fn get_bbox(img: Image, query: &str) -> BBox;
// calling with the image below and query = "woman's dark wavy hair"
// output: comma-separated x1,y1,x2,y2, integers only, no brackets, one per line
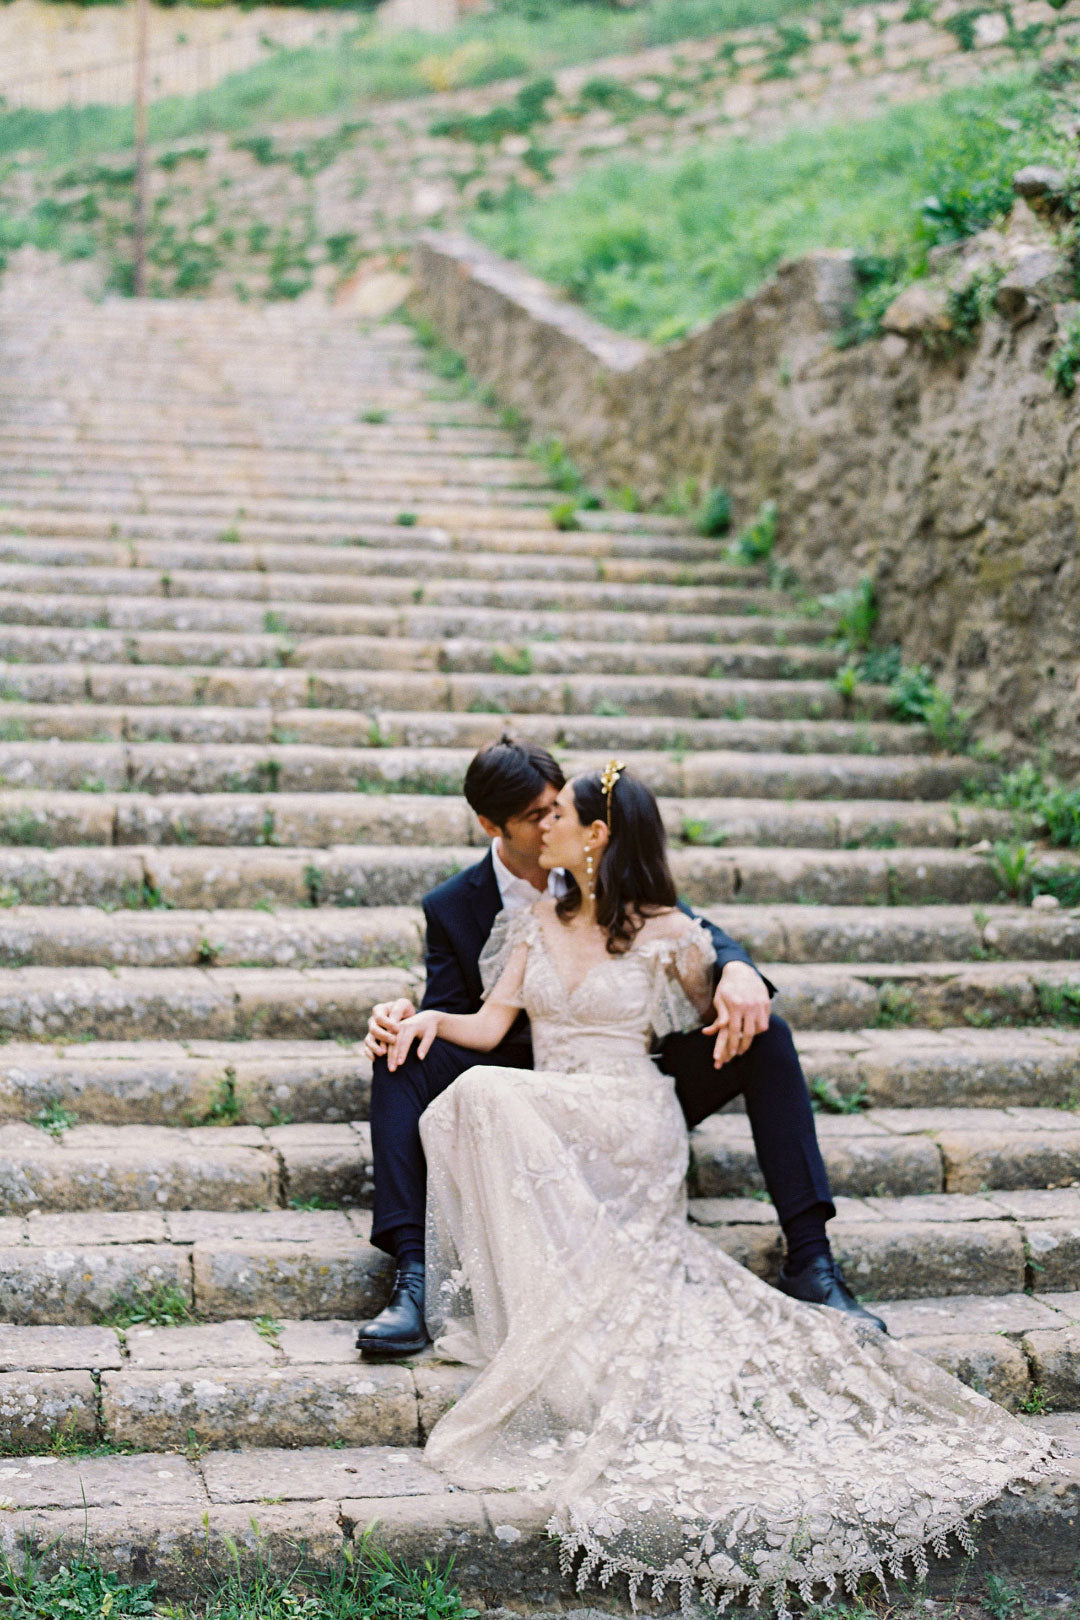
555,770,677,954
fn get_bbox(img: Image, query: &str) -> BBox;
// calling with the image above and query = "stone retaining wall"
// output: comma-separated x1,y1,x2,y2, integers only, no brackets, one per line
410,230,1080,775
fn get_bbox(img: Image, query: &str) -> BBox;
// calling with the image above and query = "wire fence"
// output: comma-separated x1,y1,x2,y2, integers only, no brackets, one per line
0,12,362,111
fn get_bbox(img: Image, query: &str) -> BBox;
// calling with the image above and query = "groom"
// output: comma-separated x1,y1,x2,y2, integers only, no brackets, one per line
358,736,885,1355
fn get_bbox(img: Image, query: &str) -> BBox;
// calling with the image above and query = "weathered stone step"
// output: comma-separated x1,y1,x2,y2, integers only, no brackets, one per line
0,703,917,752
0,965,417,1041
0,576,816,625
0,1191,1077,1332
2,1026,1079,1127
5,1104,1074,1218
0,955,1075,1043
690,1107,1080,1200
0,789,1018,851
0,455,555,490
0,485,559,521
0,513,714,564
0,1424,1071,1604
0,547,763,592
693,1186,1080,1298
0,741,989,799
775,959,1080,1032
799,1026,1080,1108
0,903,1075,972
0,1120,377,1215
0,579,793,637
0,636,842,690
0,1291,1076,1459
0,630,840,679
0,497,665,539
0,537,793,589
0,423,523,454
0,553,801,618
0,1040,372,1125
0,662,890,721
0,843,1026,909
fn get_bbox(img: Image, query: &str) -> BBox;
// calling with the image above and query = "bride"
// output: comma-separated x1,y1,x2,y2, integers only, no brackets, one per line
386,763,1059,1615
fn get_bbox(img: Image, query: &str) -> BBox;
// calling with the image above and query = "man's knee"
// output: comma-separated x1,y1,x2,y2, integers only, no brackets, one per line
756,1013,797,1059
739,1014,805,1094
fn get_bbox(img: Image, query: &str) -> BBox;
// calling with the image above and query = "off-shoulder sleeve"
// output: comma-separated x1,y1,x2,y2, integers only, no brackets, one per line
478,905,540,1010
645,918,717,1040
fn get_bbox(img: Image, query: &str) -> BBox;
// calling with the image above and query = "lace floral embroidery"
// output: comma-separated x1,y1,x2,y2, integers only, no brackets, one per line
420,902,1063,1614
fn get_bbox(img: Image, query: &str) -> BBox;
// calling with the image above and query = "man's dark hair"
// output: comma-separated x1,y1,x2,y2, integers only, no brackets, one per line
463,735,565,828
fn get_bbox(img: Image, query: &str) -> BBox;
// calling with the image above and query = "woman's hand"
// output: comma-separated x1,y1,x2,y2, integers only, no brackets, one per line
387,1009,442,1072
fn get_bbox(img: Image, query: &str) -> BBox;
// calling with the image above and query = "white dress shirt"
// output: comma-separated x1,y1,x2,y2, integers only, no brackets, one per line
491,839,566,912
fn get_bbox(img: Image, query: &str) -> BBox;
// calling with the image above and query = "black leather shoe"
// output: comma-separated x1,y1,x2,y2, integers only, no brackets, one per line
777,1256,888,1333
355,1259,429,1358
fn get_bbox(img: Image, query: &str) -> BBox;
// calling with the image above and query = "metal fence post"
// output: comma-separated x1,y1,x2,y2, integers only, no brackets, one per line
133,0,149,296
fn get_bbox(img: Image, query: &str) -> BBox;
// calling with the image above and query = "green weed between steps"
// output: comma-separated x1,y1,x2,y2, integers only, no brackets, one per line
988,839,1080,908
964,762,1080,849
98,1281,196,1330
829,612,976,752
469,66,1074,344
0,1539,479,1620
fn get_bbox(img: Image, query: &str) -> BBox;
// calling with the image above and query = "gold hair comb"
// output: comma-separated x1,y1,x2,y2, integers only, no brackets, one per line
600,759,626,826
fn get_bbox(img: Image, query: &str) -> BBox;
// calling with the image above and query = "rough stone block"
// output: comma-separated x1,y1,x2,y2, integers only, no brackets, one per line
0,1370,98,1449
102,1362,416,1450
1024,1324,1080,1408
0,1325,122,1372
0,1450,205,1510
879,1292,1062,1338
831,1219,1026,1299
414,1363,478,1440
277,1134,375,1209
339,1491,491,1588
1024,1219,1080,1292
202,1444,444,1504
192,1241,391,1321
939,1129,1080,1194
0,1244,191,1325
227,967,416,1040
124,1319,275,1371
904,1333,1030,1410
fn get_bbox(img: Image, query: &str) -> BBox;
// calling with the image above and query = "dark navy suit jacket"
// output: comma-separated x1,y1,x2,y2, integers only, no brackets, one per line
420,850,773,1060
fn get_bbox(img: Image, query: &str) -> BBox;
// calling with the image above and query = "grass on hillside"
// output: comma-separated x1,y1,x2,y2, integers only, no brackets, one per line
467,65,1078,343
0,0,874,170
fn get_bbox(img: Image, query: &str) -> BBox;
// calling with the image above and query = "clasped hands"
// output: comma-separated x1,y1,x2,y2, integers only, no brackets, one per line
363,960,769,1073
363,997,437,1072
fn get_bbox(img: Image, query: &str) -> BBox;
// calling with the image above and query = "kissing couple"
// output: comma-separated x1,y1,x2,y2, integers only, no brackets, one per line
358,737,1057,1613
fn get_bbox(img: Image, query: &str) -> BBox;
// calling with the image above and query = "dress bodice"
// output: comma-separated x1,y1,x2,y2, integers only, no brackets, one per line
478,903,715,1075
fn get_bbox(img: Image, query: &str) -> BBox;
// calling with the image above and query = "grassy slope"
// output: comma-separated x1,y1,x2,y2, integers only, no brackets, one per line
467,67,1076,343
0,0,841,168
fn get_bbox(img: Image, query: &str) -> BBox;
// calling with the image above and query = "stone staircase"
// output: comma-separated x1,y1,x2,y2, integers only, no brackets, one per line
0,292,1076,1604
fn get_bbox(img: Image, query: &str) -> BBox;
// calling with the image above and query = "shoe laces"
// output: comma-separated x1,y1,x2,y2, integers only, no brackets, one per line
392,1263,425,1303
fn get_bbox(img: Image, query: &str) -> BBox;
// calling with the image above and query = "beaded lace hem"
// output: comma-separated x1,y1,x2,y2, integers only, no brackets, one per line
548,1442,1065,1617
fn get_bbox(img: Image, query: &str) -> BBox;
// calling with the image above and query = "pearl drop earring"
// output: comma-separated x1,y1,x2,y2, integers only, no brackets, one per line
584,847,595,902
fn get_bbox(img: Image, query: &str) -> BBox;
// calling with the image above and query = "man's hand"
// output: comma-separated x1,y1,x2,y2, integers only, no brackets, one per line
363,997,417,1061
702,962,770,1068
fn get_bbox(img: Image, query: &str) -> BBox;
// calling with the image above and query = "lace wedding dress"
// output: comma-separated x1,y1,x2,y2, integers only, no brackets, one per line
418,901,1059,1615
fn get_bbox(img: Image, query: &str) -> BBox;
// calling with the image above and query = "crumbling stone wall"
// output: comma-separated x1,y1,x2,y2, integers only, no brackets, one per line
411,227,1080,774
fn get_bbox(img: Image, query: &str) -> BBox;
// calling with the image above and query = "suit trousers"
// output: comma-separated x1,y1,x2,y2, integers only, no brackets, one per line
368,1015,833,1257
